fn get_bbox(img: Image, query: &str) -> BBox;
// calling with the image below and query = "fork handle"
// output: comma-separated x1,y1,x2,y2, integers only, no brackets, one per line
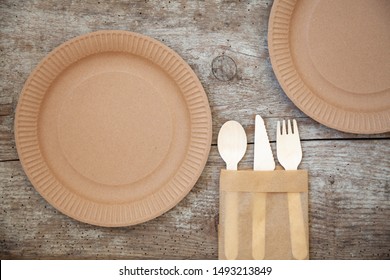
287,193,308,260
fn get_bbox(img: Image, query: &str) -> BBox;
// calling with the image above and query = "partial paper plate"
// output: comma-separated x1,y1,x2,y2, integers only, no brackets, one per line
268,0,390,134
15,30,212,227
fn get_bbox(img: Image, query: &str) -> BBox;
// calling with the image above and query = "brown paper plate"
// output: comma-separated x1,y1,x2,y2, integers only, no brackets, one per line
268,0,390,134
15,30,212,227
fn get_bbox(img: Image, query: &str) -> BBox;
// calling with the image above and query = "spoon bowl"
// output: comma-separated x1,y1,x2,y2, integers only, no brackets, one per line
218,120,247,170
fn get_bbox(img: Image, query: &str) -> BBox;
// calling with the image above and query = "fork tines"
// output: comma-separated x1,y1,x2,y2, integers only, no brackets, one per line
277,119,299,135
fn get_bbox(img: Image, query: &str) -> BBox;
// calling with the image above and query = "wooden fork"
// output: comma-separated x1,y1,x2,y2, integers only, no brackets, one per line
276,119,308,260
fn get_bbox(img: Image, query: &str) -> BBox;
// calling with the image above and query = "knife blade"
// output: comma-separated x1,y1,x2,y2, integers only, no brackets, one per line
252,115,275,259
254,115,275,171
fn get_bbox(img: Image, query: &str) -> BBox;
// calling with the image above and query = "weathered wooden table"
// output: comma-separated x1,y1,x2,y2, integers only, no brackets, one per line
1,0,389,259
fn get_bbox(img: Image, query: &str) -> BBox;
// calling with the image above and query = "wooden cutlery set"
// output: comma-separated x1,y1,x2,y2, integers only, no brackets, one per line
218,116,309,260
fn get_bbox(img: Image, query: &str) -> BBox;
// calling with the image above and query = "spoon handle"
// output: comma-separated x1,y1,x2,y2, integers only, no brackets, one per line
224,191,239,259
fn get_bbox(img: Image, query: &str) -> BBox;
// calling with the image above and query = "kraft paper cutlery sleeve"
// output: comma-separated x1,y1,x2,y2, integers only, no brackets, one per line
218,168,309,260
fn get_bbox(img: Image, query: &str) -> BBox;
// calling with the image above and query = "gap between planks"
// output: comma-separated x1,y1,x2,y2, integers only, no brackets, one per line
210,137,390,146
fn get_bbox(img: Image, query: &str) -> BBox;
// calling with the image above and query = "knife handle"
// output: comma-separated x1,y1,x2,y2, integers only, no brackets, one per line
224,191,239,259
252,193,266,259
287,192,308,260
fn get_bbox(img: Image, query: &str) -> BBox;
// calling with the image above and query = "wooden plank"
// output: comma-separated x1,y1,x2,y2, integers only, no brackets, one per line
1,140,389,259
0,160,219,260
1,0,389,162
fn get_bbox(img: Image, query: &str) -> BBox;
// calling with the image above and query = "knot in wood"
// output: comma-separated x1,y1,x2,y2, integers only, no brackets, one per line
212,55,237,81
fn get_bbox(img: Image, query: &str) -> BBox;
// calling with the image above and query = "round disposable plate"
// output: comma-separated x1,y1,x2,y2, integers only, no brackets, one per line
15,30,212,227
268,0,390,134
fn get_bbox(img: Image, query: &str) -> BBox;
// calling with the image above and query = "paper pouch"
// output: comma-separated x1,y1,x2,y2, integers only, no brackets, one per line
218,169,309,260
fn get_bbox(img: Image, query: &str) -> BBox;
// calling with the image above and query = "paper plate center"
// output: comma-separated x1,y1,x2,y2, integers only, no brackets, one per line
57,72,173,186
308,0,390,94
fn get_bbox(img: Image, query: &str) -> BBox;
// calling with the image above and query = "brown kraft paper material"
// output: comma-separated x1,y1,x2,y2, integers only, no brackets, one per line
218,169,309,260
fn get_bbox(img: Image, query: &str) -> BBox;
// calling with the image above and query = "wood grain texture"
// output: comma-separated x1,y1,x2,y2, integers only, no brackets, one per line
0,0,389,259
1,141,389,259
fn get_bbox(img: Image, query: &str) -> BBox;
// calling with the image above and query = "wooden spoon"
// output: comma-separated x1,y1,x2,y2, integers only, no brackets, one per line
217,120,247,259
